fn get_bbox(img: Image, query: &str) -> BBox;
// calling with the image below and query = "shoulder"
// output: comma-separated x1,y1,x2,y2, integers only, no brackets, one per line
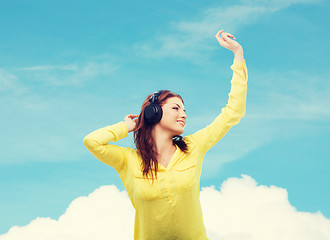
183,133,200,144
183,135,201,152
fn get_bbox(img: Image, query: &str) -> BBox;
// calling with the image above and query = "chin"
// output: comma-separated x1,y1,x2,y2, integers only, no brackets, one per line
176,128,185,135
170,129,183,136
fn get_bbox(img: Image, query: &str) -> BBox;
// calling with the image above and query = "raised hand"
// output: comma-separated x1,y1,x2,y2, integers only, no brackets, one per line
215,30,243,54
124,114,139,133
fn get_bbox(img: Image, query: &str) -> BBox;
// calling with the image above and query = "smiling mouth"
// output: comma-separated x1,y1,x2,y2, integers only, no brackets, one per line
177,121,185,127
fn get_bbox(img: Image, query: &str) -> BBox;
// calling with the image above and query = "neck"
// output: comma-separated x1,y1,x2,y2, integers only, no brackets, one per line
151,125,176,157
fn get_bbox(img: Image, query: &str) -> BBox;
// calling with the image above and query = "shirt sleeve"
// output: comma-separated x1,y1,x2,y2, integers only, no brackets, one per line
83,121,129,172
188,59,248,153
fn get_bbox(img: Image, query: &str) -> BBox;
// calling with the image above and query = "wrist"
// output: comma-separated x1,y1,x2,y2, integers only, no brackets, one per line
123,121,131,133
233,46,243,55
233,48,244,62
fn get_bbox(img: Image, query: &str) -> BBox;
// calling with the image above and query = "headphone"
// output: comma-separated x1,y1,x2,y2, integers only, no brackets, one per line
144,90,164,125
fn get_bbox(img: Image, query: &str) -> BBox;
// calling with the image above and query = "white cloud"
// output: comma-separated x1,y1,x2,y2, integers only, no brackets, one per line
0,185,135,240
201,175,330,240
133,0,320,61
1,175,329,240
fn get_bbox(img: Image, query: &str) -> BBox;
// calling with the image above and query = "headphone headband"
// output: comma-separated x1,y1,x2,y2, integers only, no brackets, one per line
149,90,164,103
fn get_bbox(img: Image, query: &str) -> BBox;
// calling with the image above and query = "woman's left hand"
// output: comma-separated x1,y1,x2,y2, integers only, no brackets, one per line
215,30,243,54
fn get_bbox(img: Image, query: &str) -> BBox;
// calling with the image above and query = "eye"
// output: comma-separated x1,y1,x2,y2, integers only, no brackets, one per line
173,107,179,110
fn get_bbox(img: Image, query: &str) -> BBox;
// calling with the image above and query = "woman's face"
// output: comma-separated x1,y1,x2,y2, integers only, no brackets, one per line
158,97,187,136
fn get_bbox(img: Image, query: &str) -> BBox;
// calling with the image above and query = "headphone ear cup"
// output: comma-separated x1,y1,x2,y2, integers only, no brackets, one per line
144,103,163,124
152,104,163,124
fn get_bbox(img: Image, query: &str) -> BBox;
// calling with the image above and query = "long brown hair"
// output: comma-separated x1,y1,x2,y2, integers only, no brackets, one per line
133,90,188,182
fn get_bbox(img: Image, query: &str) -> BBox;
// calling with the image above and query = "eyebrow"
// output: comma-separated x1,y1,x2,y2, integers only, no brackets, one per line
174,103,186,112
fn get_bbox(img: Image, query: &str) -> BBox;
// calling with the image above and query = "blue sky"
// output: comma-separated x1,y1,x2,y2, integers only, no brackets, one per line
1,0,330,238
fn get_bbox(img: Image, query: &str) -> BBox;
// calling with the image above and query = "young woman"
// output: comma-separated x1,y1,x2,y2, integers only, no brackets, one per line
83,30,248,240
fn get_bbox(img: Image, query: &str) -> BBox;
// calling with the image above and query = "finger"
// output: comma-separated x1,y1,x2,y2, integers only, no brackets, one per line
129,115,139,119
126,114,137,120
215,30,224,37
215,30,224,39
226,33,236,39
218,36,228,45
221,32,231,41
218,38,226,46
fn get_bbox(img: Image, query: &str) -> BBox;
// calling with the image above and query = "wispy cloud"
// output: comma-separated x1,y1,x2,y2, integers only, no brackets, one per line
133,0,320,61
21,65,78,71
1,175,329,239
0,69,29,94
0,69,46,110
240,0,321,9
0,54,119,111
247,69,330,120
16,54,119,87
187,69,330,177
0,54,122,164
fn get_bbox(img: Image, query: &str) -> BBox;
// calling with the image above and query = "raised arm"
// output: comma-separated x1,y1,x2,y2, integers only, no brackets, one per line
187,30,248,153
83,114,138,172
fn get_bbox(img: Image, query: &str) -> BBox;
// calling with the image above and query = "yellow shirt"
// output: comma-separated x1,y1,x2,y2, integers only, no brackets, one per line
83,60,248,240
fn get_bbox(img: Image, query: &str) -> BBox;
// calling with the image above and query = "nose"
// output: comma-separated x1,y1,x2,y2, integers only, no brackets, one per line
181,111,187,119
